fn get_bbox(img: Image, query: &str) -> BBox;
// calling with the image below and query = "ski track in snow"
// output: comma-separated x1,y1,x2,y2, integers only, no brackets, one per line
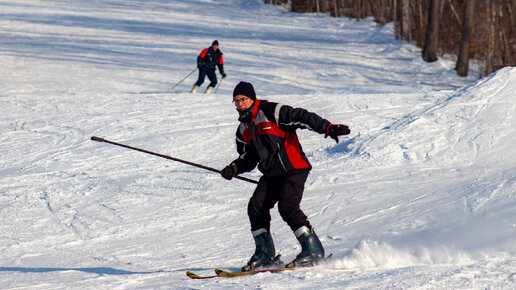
1,0,516,289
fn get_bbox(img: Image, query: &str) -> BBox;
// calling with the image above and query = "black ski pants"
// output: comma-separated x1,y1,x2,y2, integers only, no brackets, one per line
194,68,217,87
248,169,311,233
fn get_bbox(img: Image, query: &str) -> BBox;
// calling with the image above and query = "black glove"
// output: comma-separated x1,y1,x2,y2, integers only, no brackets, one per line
221,163,237,180
222,73,227,78
325,124,350,143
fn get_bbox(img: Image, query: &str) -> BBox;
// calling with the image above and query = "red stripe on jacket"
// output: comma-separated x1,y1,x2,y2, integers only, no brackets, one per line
285,131,309,169
199,48,208,58
242,128,252,144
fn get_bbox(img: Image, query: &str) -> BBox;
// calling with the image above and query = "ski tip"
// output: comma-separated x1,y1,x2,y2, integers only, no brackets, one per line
186,270,217,279
185,271,196,278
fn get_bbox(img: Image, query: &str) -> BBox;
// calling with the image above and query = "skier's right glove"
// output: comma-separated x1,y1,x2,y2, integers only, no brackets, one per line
221,163,237,180
325,124,350,144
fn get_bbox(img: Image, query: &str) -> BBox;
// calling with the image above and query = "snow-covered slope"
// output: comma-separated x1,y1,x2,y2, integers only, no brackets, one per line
1,0,515,288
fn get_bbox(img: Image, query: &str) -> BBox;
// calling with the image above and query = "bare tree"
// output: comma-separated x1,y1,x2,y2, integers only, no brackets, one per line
485,0,496,75
456,0,476,76
332,0,338,17
268,0,515,72
319,0,331,14
401,0,411,41
423,0,441,62
394,0,400,39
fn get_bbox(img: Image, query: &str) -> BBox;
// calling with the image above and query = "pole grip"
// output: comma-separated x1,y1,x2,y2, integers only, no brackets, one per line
91,136,105,142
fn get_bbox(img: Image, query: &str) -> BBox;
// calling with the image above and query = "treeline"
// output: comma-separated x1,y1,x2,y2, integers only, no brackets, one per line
265,0,516,77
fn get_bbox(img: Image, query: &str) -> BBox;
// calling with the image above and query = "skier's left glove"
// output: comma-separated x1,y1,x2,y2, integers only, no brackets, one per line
222,73,227,78
325,124,350,143
221,163,237,180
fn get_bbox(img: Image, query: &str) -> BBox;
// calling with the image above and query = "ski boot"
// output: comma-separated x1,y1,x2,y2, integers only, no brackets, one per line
242,228,276,271
191,85,199,93
205,85,214,94
286,226,325,267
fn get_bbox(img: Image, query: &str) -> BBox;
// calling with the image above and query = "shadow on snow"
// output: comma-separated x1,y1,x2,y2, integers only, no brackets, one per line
0,266,166,275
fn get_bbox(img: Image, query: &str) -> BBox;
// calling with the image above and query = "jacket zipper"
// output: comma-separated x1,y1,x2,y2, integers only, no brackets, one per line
276,143,287,171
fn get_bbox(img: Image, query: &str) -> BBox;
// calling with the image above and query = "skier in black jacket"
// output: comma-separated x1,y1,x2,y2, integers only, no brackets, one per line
191,40,226,94
221,81,351,271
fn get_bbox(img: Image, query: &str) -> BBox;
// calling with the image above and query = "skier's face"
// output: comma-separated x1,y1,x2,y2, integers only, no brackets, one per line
233,94,253,111
212,44,218,51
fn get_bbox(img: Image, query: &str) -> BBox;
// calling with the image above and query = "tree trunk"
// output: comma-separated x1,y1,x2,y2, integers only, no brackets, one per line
402,0,411,41
485,0,496,75
422,0,440,62
320,0,329,13
394,0,400,39
332,0,338,17
455,0,476,76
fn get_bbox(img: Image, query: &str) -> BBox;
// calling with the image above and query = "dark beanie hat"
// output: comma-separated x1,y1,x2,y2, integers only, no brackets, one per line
212,40,219,46
233,81,256,100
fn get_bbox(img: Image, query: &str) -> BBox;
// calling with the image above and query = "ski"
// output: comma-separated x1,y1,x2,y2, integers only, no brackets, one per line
186,254,332,279
185,266,295,279
214,266,296,278
185,270,218,279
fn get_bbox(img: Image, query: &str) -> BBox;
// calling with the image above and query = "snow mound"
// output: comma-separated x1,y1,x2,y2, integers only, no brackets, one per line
352,67,516,170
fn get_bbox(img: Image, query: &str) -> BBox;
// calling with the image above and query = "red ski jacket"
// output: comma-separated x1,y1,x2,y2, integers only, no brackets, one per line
232,99,331,177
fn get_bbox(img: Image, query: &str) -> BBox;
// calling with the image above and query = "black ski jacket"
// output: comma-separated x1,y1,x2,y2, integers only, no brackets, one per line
231,99,332,178
197,47,224,73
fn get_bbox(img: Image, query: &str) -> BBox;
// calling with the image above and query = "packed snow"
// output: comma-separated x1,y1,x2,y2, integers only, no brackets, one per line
1,0,515,288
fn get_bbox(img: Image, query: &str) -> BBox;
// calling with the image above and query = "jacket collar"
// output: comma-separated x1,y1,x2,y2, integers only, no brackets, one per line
238,99,260,124
250,99,260,123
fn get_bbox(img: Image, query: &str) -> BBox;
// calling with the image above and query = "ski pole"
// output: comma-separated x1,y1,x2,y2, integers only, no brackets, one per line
214,77,223,94
171,67,197,90
91,136,259,184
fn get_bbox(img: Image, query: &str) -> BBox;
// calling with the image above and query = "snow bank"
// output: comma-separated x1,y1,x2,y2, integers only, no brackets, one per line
350,66,516,171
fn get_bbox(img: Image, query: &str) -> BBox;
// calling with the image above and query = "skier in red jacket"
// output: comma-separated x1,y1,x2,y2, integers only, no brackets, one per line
221,81,350,271
191,40,226,94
